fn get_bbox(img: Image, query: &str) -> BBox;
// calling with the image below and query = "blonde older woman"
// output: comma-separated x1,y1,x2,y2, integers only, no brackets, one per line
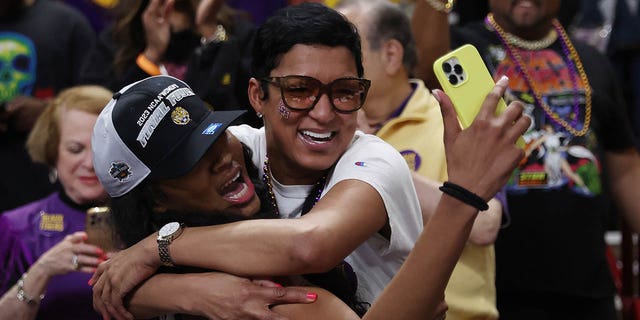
0,85,112,320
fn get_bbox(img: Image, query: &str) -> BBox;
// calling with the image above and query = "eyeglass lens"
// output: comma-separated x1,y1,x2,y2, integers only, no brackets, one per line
276,76,368,112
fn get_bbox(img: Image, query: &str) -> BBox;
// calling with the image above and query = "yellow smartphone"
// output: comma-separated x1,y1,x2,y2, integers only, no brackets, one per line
433,44,524,147
86,206,121,252
433,44,508,127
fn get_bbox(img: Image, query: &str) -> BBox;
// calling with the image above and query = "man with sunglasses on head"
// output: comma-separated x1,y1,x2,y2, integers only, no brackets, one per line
91,2,427,318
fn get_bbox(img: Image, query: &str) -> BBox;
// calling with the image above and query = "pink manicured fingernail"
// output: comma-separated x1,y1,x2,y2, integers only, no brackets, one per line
82,234,88,241
306,293,317,301
274,283,282,287
95,248,104,256
88,278,93,286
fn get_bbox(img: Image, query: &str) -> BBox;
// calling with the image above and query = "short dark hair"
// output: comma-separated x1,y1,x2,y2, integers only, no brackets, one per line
366,1,417,74
251,2,364,99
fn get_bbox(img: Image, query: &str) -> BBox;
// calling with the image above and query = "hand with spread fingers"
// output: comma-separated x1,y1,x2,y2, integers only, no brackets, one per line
436,76,528,200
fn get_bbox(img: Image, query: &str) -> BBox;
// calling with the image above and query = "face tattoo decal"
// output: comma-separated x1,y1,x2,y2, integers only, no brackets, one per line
278,99,290,119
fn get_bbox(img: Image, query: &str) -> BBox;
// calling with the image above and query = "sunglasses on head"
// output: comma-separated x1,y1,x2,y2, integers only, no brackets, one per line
262,75,371,113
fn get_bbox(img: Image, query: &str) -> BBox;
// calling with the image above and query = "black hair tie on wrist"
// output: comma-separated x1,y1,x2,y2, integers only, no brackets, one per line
439,181,489,211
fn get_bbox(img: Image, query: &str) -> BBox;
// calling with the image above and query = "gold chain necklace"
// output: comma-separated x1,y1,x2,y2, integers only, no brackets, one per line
486,13,592,137
262,155,327,216
502,27,558,50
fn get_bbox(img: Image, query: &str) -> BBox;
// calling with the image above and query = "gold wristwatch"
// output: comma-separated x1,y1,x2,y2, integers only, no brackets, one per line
157,222,184,267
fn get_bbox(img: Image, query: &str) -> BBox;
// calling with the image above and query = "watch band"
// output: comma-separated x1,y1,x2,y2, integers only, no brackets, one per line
158,238,175,267
157,222,184,267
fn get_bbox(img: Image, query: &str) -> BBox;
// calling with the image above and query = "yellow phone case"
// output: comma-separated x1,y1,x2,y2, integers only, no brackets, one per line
433,44,524,147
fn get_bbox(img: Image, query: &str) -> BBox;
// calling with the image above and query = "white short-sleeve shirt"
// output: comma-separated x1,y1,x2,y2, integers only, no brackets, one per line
228,125,423,304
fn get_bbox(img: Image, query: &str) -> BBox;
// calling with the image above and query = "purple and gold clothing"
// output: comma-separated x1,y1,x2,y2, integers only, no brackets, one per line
0,192,100,320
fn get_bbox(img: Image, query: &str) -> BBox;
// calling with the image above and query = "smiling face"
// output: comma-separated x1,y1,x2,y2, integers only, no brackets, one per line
155,131,260,218
56,108,107,205
489,0,560,39
250,44,360,184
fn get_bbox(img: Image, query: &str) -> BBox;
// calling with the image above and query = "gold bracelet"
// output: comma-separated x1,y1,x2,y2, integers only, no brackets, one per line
424,0,455,13
16,273,45,305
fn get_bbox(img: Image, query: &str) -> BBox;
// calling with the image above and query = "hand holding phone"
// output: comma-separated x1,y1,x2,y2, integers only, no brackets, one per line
433,44,525,147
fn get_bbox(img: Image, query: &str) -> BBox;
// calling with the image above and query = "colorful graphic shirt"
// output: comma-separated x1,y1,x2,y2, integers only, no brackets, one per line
453,21,634,297
493,47,600,195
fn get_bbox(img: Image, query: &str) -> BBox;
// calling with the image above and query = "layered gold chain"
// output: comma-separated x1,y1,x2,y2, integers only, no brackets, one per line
487,13,592,137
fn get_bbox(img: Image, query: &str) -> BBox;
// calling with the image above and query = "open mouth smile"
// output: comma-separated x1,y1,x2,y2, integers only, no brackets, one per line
299,130,336,144
221,166,255,205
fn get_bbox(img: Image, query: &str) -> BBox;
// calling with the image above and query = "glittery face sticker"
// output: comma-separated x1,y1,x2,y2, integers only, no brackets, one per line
278,99,290,119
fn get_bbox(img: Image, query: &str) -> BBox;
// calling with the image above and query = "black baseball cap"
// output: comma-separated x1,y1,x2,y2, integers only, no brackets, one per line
93,75,246,197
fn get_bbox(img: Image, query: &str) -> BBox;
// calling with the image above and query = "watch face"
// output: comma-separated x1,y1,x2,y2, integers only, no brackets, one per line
159,222,180,238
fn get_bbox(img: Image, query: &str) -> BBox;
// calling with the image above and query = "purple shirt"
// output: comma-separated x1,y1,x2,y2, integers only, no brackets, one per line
0,192,100,319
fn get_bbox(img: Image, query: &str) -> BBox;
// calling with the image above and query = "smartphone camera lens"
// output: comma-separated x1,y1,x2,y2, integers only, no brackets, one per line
453,64,463,75
442,62,452,73
448,74,458,85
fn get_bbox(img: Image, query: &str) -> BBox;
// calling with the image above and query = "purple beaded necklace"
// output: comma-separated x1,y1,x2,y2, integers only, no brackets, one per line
485,13,592,137
262,154,327,216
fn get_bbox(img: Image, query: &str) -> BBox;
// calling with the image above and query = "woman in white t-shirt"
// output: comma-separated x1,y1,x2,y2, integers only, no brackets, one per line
90,3,528,319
